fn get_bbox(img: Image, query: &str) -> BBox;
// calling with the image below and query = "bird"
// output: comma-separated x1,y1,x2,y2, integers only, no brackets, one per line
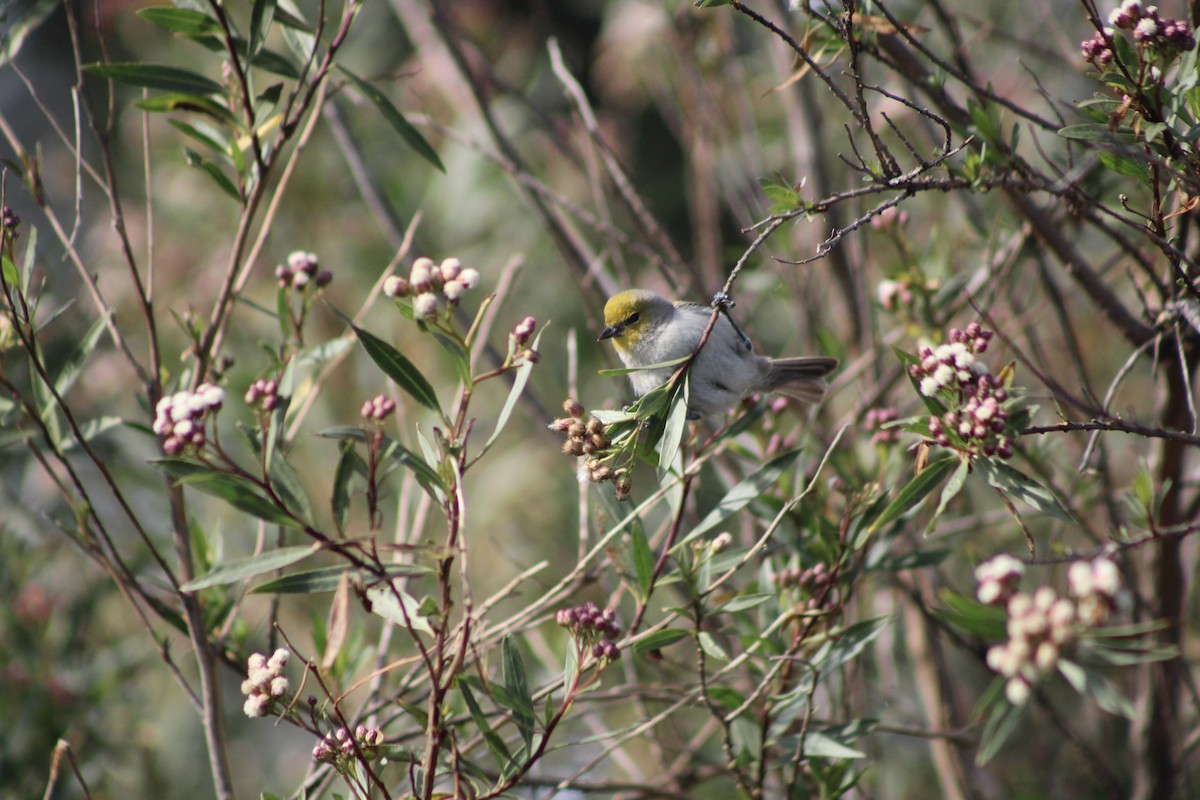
598,289,837,419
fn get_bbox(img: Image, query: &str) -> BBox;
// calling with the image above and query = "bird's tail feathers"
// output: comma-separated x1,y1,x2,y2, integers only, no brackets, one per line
766,357,839,405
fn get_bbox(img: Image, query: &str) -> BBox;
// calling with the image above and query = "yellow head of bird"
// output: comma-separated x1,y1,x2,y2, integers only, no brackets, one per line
598,290,655,350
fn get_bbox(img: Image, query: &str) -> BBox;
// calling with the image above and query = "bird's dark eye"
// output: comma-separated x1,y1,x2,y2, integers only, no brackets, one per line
626,312,641,326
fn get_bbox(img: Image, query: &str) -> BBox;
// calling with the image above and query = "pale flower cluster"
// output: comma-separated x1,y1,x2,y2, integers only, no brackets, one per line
987,587,1076,705
312,724,385,764
981,557,1124,705
975,554,1025,606
153,383,225,455
241,648,290,718
383,256,481,319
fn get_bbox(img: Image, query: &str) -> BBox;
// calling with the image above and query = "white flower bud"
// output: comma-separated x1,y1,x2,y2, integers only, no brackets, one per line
414,292,439,319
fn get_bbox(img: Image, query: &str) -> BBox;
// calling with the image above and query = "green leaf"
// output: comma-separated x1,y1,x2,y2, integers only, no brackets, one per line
181,544,320,591
482,328,543,454
458,679,514,771
719,593,774,613
684,448,805,545
365,584,433,634
632,628,690,653
698,631,728,661
803,731,866,759
331,441,357,535
976,691,1026,765
658,378,689,477
346,321,441,413
932,591,1007,639
976,459,1073,521
0,0,58,66
167,118,227,154
153,458,301,528
54,311,110,397
1097,150,1151,181
316,426,444,499
630,523,654,598
1057,123,1119,142
868,456,959,534
1057,660,1135,718
137,7,222,36
135,93,238,126
250,0,279,56
184,147,242,202
84,62,224,96
501,637,536,749
811,616,891,675
926,457,970,535
253,563,429,594
338,67,445,173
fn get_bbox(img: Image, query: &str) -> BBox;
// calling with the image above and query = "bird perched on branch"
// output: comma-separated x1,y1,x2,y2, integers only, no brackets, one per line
599,289,837,419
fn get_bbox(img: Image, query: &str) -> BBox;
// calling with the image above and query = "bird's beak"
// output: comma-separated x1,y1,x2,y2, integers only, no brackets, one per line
598,324,622,342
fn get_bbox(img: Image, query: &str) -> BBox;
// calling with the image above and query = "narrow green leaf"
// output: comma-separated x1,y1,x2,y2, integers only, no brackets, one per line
184,148,242,202
338,66,445,173
1097,150,1151,181
253,563,429,594
135,93,238,126
137,7,222,36
977,459,1074,521
84,62,224,96
811,616,892,675
167,118,227,154
61,416,123,451
658,378,689,477
182,544,319,591
630,523,654,598
458,679,514,770
632,628,690,653
684,447,805,545
54,311,111,397
366,584,433,634
483,328,543,453
250,0,278,56
698,631,729,661
1058,660,1135,718
153,458,301,527
719,593,774,613
316,426,444,499
976,692,1026,765
869,456,959,534
331,441,356,535
502,637,536,749
803,731,866,759
925,457,970,535
347,321,441,413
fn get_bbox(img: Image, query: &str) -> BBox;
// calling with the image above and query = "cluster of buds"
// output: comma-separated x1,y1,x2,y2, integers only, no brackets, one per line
241,648,290,718
1114,1,1195,49
980,556,1125,704
2,206,19,241
774,562,834,610
870,206,909,230
1069,557,1124,625
154,383,224,455
383,256,481,319
864,406,900,445
312,724,385,765
1083,2,1195,64
551,398,631,499
243,378,280,412
987,587,1077,705
912,324,1015,459
557,602,621,663
360,393,396,422
877,279,915,311
276,250,333,292
975,554,1025,606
